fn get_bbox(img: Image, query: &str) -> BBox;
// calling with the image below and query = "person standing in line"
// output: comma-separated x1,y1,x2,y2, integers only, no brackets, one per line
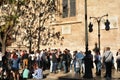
116,49,120,72
75,58,80,74
94,51,102,76
79,51,85,74
11,52,20,80
103,47,113,79
22,50,29,68
41,49,47,71
52,49,58,73
62,50,68,73
72,51,78,73
29,51,35,67
83,50,93,78
35,50,41,68
57,49,62,72
49,50,53,73
2,51,12,79
75,51,85,74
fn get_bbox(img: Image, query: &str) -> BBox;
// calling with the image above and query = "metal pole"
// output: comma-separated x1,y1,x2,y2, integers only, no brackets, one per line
98,20,100,50
85,0,88,52
83,0,93,78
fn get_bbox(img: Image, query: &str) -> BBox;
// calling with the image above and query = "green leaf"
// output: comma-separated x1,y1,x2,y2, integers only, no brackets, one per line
9,0,16,4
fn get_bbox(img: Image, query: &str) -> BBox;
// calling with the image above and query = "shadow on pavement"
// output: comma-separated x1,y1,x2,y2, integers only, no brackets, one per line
43,73,49,79
58,73,84,80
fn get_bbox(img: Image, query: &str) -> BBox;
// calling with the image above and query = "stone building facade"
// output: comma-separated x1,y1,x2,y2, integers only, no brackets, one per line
7,0,120,53
47,0,120,53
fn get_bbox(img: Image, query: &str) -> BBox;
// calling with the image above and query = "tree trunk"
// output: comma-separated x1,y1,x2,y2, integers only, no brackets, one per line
37,27,40,50
1,41,6,54
29,39,32,53
29,30,32,53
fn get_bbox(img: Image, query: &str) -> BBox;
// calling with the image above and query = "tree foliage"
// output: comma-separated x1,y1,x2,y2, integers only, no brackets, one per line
18,0,63,51
0,0,25,53
0,0,64,53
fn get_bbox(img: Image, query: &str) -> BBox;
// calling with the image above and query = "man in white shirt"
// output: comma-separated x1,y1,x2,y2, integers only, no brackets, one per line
103,47,113,79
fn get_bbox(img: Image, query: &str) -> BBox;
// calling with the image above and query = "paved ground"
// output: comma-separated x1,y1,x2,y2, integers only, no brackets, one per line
28,68,120,80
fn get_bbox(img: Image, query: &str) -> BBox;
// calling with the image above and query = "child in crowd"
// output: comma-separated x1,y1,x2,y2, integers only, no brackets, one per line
22,66,30,80
32,63,43,80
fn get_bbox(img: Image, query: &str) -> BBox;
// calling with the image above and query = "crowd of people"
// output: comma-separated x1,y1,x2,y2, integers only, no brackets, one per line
0,47,120,80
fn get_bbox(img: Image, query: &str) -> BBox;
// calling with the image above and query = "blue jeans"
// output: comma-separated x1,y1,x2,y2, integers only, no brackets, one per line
53,62,57,73
73,61,76,72
97,62,102,72
58,62,62,70
76,68,80,73
75,59,82,73
62,61,67,73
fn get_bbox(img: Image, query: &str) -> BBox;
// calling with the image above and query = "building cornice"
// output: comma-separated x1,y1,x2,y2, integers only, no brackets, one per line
51,21,82,26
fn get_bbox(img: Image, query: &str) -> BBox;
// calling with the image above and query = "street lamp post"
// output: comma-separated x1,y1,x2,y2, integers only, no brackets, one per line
85,0,88,52
89,14,108,51
83,0,93,79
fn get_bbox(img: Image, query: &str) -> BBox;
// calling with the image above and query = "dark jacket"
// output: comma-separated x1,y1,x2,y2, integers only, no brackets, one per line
52,53,57,63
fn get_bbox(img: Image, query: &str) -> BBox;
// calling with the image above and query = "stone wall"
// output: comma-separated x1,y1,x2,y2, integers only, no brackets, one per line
7,0,120,53
44,0,120,53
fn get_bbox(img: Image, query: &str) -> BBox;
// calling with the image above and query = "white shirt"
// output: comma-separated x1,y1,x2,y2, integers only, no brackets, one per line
117,54,120,60
29,54,35,60
103,51,113,62
0,53,3,61
35,53,40,61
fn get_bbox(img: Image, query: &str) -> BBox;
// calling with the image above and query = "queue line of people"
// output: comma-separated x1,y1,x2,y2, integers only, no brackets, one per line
0,47,120,80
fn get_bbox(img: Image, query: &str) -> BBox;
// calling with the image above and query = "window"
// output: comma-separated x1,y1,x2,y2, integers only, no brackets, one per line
62,0,68,18
62,0,76,18
70,0,76,17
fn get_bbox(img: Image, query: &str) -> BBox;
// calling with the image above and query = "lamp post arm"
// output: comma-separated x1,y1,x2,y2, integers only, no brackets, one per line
89,14,108,51
90,14,108,22
99,14,108,20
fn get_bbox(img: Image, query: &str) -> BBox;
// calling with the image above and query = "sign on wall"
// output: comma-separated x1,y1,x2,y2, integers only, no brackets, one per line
62,25,71,34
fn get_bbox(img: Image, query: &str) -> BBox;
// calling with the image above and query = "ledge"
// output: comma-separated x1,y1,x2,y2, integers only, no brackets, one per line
51,21,82,26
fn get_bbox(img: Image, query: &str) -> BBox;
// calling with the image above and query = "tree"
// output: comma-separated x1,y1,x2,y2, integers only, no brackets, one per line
0,0,25,53
0,0,63,53
18,0,63,52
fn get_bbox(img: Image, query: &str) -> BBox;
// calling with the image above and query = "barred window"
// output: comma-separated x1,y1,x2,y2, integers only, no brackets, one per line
62,0,68,18
62,0,76,18
70,0,76,17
